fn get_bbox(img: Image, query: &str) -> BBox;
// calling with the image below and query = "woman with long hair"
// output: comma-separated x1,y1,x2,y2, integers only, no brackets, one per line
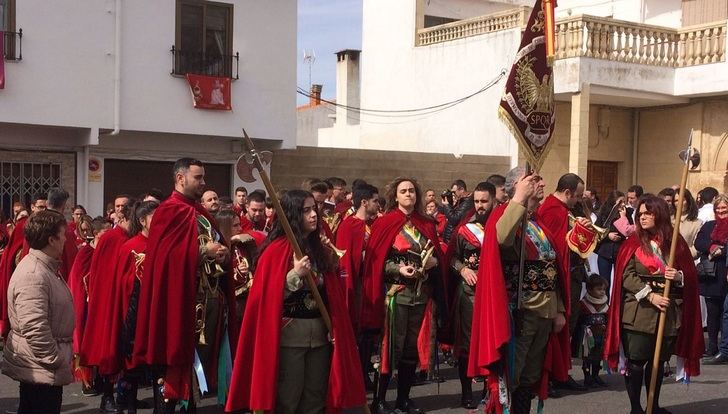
363,177,445,414
695,193,728,362
604,195,703,414
595,190,628,290
673,188,702,258
225,189,365,413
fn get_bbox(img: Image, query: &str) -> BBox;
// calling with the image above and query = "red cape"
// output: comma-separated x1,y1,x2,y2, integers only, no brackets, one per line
335,200,353,216
443,208,477,348
132,192,237,393
225,237,366,413
0,217,27,338
334,215,367,332
467,202,570,401
604,235,703,376
21,221,77,282
69,244,94,355
79,225,129,374
361,209,447,331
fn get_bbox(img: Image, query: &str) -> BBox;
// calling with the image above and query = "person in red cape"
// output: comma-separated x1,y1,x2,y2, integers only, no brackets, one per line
446,181,496,409
132,158,233,413
362,177,447,414
604,195,703,414
68,215,111,395
0,215,27,338
538,173,592,393
225,189,365,413
239,189,267,233
109,200,159,413
335,183,380,390
80,197,134,413
20,188,78,282
468,167,569,414
232,186,248,219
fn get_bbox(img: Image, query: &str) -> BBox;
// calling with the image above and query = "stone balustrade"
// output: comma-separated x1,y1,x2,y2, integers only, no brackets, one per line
555,15,726,67
417,7,726,68
417,6,530,46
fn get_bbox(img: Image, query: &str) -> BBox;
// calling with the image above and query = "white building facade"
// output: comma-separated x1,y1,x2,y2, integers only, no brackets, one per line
300,0,728,196
1,0,296,217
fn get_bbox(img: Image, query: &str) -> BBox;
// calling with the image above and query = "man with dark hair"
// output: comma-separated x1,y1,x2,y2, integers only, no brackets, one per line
698,186,719,222
242,189,267,233
233,186,248,218
310,181,330,212
143,188,165,203
133,158,233,413
335,183,380,390
47,187,70,212
448,181,495,408
486,174,508,205
658,187,676,215
31,194,47,213
626,185,643,210
326,177,347,204
540,173,591,393
583,186,600,211
443,180,474,243
42,188,77,282
201,190,220,214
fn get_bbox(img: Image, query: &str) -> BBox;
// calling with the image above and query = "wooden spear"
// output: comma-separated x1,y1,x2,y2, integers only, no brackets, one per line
646,129,699,414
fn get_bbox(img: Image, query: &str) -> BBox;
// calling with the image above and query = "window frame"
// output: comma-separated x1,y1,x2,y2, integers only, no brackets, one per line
174,0,234,76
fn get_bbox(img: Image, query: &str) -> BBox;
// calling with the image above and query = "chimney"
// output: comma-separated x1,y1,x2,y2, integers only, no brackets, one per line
309,84,322,106
335,49,361,126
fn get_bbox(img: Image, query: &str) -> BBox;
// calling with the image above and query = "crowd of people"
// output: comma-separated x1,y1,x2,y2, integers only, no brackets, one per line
0,157,724,414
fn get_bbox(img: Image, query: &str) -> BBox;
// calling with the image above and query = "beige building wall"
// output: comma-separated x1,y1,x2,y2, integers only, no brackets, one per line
271,146,511,196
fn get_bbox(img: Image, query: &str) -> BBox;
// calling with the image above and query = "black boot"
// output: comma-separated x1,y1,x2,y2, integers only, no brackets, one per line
372,373,394,414
395,363,424,414
592,361,606,387
510,387,533,414
100,379,122,413
625,361,645,414
458,357,477,409
645,362,673,414
126,381,138,414
583,365,594,388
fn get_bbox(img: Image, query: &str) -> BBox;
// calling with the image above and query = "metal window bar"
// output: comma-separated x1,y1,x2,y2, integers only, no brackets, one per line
170,46,239,79
2,28,22,60
0,160,61,219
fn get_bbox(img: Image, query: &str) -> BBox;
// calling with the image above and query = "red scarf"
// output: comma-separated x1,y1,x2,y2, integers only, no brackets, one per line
80,225,129,374
710,216,728,244
225,237,365,413
604,235,704,376
334,215,368,333
0,217,27,338
467,202,571,405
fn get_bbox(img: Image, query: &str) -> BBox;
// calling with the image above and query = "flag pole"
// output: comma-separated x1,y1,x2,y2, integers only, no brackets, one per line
645,129,695,414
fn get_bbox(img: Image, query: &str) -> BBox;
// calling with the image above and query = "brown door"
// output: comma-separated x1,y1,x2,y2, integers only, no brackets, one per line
104,159,231,210
587,161,618,202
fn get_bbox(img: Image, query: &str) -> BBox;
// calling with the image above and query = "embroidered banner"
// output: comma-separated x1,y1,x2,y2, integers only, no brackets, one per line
185,74,232,110
498,1,557,170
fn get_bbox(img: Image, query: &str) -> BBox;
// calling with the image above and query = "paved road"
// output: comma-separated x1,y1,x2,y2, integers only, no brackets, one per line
1,357,726,413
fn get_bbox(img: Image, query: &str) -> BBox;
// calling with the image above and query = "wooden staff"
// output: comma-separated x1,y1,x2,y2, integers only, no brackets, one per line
241,130,372,414
646,130,697,414
240,129,332,332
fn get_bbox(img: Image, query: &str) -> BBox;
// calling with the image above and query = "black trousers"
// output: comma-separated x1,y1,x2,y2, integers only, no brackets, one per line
705,296,724,354
18,382,62,414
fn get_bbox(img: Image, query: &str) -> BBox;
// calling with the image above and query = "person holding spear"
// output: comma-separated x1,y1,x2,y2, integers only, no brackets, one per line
604,194,703,414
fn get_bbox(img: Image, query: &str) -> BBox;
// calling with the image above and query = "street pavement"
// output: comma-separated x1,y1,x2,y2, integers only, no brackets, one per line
1,355,726,413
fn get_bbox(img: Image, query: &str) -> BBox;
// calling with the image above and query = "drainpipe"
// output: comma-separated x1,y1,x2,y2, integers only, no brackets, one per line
109,0,121,135
632,109,640,184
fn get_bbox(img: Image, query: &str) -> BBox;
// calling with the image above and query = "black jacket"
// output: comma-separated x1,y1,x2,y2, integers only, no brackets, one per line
695,220,728,298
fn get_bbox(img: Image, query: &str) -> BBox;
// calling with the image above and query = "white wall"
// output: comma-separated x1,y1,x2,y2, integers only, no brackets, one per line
0,0,296,147
424,0,525,20
297,105,335,146
352,0,519,158
555,0,682,27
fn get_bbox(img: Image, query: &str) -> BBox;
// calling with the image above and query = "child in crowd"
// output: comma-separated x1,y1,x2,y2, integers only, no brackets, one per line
575,274,610,387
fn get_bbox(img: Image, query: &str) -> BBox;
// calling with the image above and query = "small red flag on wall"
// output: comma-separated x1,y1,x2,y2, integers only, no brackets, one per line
185,74,231,110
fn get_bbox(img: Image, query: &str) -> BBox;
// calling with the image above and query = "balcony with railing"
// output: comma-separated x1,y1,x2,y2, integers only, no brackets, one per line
170,46,239,79
2,29,22,61
417,7,530,46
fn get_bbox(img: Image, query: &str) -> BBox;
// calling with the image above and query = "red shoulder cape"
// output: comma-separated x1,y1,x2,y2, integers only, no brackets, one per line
361,209,446,331
69,244,94,354
468,202,571,400
79,225,129,374
604,235,703,376
0,217,27,337
224,237,365,413
133,192,220,369
334,215,367,332
335,200,353,216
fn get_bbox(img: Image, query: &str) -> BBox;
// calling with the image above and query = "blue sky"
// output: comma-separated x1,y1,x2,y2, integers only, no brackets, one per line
297,0,363,105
